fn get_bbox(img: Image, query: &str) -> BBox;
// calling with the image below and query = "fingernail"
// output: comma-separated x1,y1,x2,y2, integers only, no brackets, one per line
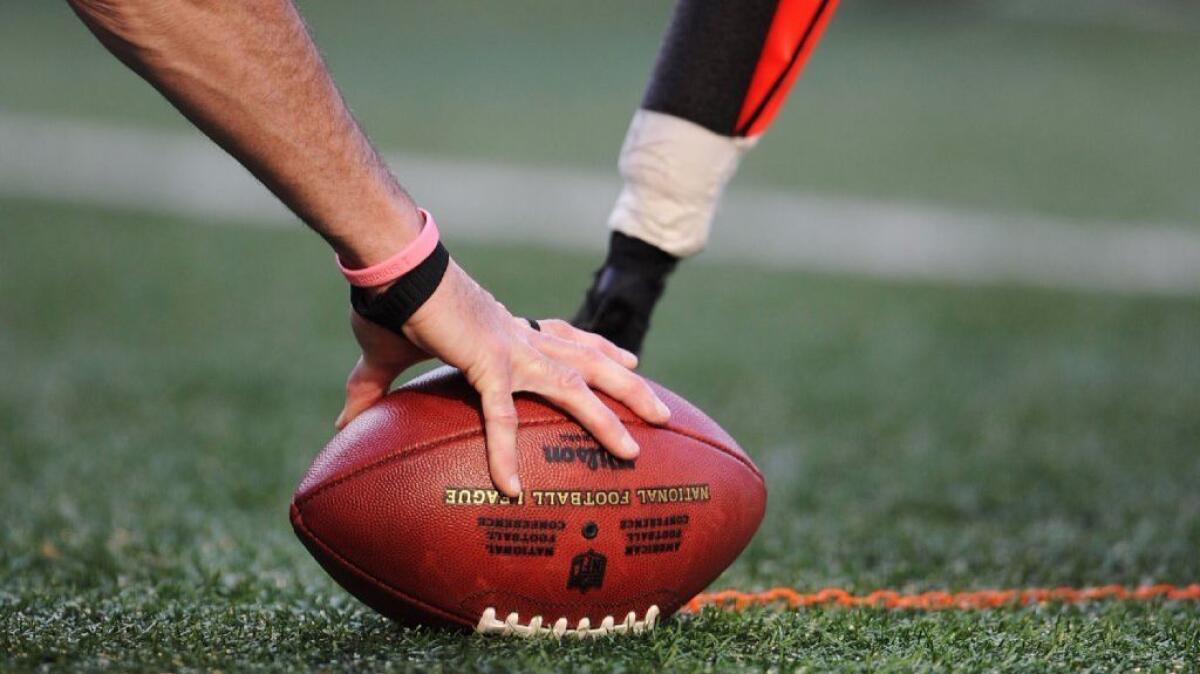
334,411,347,429
622,434,640,457
508,475,522,495
622,349,639,365
655,399,671,419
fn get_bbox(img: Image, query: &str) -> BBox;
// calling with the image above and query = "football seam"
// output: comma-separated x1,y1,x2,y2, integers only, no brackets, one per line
291,504,475,628
296,416,762,508
639,419,764,484
294,420,562,507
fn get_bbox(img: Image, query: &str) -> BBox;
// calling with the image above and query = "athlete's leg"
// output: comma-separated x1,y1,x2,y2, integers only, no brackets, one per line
574,0,840,355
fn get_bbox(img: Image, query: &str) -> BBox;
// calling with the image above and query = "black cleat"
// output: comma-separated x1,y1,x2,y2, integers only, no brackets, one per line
572,232,678,356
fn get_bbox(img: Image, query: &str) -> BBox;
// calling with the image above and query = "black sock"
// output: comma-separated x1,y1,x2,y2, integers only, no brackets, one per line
571,232,680,355
603,231,679,276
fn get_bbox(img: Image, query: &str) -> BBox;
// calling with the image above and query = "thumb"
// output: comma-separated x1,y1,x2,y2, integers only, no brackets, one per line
335,356,400,430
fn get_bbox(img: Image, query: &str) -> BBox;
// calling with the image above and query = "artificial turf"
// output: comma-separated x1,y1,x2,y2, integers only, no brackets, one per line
2,198,1198,672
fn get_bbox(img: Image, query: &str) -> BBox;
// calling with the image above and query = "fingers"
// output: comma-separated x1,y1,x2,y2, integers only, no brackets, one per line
531,332,670,426
476,336,657,498
479,383,522,498
516,358,641,461
535,318,639,370
395,264,658,497
336,356,398,430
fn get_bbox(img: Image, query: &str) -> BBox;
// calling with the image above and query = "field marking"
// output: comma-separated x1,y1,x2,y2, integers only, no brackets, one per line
3,112,1200,296
984,0,1200,34
684,583,1200,613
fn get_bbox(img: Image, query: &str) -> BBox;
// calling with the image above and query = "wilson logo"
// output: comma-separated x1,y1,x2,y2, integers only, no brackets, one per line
543,444,636,471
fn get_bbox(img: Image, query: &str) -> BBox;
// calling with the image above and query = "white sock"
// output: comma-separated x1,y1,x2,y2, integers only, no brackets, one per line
607,109,757,258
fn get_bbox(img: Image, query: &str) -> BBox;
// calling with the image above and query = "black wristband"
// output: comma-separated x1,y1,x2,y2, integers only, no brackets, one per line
350,242,450,334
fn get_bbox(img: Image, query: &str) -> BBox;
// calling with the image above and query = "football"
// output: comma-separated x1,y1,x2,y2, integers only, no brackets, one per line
291,366,766,637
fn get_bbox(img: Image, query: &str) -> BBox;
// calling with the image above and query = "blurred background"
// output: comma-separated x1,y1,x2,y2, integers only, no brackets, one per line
3,0,1200,285
1,1,1199,669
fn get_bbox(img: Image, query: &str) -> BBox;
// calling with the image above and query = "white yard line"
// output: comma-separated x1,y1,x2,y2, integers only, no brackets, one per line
3,112,1200,295
984,0,1200,34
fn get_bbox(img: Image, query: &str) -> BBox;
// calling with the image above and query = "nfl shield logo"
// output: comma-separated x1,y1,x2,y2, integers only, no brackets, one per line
567,549,607,593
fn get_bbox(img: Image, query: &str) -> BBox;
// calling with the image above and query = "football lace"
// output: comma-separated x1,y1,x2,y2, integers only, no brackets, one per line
475,605,660,638
473,583,1200,638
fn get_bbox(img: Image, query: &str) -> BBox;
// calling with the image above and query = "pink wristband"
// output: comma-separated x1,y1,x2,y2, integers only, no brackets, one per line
336,208,441,287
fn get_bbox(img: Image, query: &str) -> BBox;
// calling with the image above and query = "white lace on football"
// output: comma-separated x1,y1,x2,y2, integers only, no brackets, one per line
475,605,660,638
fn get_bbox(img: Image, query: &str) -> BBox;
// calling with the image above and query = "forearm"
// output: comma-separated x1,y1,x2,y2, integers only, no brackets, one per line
68,0,419,267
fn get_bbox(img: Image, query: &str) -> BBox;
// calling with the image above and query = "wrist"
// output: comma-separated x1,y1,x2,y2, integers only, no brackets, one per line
349,242,450,334
337,208,440,288
341,208,451,335
334,203,425,270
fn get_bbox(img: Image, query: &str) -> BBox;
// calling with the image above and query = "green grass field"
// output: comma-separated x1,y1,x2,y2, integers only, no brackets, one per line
2,198,1199,671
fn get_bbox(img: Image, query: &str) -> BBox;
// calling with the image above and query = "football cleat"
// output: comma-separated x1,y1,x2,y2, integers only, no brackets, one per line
572,232,677,356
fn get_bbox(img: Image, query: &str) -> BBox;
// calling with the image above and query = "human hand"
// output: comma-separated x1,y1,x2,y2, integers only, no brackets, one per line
336,261,671,497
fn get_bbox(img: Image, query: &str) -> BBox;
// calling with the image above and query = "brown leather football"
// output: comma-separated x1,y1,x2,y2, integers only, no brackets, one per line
291,366,765,637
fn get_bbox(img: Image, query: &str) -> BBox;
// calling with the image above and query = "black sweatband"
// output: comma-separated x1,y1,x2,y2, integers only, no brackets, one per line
350,242,450,334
